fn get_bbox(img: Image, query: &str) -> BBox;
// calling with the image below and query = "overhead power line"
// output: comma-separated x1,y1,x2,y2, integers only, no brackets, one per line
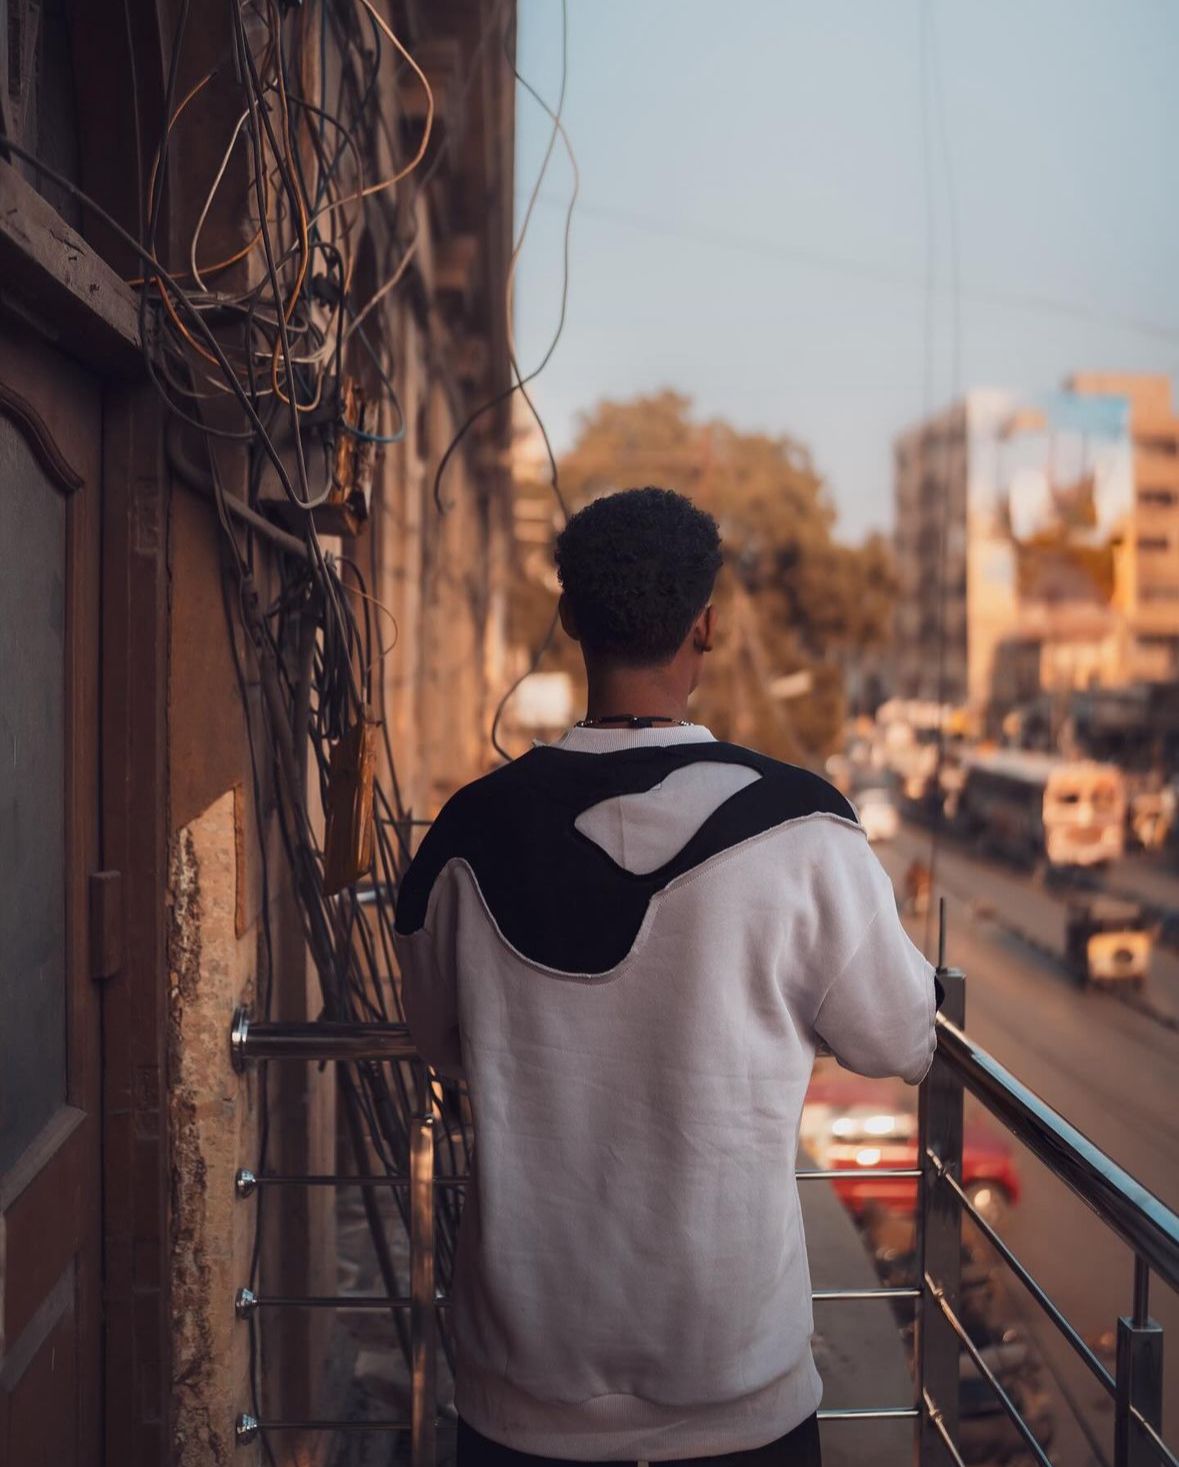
534,194,1179,346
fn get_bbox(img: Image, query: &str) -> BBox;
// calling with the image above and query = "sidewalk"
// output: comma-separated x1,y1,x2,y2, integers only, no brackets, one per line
804,1158,917,1467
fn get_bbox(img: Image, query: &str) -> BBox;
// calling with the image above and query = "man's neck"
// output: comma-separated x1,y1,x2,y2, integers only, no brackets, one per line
583,665,690,724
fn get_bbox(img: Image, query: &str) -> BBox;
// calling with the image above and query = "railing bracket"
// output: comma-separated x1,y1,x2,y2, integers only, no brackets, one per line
1115,1305,1164,1467
230,1006,251,1074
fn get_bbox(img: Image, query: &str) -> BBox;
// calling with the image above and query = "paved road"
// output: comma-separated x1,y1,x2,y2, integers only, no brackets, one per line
1092,848,1179,930
893,825,1179,1024
873,825,1179,1464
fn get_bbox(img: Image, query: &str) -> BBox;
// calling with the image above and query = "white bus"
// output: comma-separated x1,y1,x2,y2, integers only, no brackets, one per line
959,751,1125,869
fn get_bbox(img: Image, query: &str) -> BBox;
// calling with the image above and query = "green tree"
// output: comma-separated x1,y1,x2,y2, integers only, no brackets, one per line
512,391,896,763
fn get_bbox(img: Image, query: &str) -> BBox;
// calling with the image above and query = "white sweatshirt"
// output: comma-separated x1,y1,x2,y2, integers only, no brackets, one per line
396,724,936,1461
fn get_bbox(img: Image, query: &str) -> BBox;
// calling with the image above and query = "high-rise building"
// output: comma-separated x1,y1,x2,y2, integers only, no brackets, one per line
893,389,1016,709
1069,373,1179,675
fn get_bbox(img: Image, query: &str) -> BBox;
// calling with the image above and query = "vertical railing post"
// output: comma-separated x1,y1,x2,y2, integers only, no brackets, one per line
410,1115,437,1467
916,902,965,1465
1114,1257,1164,1467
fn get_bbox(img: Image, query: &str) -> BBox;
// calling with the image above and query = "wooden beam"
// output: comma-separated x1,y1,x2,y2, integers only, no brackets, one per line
0,159,142,375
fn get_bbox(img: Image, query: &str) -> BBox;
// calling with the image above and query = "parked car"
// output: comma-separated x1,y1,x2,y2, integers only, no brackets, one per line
855,785,899,843
802,1077,1020,1227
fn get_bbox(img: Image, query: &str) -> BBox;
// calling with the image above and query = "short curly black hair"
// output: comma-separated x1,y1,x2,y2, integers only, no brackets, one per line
554,487,722,666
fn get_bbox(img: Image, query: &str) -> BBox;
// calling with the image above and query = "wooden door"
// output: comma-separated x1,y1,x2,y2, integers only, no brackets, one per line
0,321,102,1466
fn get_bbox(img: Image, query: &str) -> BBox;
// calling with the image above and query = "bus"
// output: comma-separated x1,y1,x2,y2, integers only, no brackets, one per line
958,750,1125,869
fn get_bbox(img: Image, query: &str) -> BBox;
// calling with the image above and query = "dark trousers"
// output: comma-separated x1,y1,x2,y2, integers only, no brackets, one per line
456,1413,822,1467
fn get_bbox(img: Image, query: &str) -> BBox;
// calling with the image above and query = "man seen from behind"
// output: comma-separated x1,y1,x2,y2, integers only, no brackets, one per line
396,487,938,1467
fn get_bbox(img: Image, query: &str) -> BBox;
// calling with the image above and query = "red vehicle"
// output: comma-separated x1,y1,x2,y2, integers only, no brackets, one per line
802,1075,1021,1227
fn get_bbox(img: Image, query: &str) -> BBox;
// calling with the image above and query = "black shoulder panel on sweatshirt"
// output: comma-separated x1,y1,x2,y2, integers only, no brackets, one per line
394,742,857,974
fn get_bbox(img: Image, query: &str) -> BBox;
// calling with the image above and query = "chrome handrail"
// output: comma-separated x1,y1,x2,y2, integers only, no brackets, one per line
934,1013,1179,1286
227,978,1179,1466
927,1272,1054,1467
922,955,1177,1467
924,1148,1116,1397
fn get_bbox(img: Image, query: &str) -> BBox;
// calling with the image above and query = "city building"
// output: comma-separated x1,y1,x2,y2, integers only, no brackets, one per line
0,4,516,1464
1070,372,1179,676
893,389,1014,709
893,374,1179,723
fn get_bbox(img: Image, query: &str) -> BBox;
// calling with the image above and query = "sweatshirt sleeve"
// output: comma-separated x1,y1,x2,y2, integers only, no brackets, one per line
809,831,937,1085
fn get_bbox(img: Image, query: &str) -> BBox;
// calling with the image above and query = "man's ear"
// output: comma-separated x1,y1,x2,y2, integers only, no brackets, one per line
692,604,715,653
558,593,581,643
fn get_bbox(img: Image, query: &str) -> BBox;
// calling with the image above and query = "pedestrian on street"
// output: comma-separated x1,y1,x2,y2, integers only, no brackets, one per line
397,487,938,1467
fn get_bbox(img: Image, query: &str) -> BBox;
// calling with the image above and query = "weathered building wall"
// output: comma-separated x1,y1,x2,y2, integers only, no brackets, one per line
0,4,515,1457
156,1,518,1457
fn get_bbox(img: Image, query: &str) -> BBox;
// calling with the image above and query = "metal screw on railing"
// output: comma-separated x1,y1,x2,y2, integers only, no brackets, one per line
236,1414,259,1445
235,1168,257,1199
235,1287,258,1319
917,899,966,1466
1115,1257,1165,1467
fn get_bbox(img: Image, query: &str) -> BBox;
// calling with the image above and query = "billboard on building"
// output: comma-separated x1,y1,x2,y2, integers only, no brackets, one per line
995,390,1132,611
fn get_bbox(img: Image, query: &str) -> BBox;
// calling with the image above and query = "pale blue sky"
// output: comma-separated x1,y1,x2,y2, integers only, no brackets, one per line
512,0,1179,539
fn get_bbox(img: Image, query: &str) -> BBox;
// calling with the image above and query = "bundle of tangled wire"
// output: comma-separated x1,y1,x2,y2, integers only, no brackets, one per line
135,0,442,507
6,0,575,1424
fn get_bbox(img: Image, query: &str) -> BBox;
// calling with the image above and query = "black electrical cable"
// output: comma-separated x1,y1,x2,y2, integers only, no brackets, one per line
230,1,319,508
431,0,576,516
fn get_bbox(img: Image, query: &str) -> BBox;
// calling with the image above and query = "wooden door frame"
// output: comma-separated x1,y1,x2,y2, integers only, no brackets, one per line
99,375,172,1467
0,152,172,1464
0,314,103,1463
2,0,186,1454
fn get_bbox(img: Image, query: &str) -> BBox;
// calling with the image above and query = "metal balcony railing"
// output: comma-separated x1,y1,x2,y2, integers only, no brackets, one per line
227,943,1179,1467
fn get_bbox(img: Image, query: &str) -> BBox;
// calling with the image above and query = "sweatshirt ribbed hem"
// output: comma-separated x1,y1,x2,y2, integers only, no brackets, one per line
453,1353,824,1462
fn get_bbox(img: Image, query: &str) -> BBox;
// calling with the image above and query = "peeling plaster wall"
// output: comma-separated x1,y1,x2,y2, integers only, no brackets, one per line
157,9,516,1459
375,330,516,819
168,789,259,1466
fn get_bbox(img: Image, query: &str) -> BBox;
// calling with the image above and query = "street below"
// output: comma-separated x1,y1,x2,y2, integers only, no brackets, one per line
871,823,1179,1463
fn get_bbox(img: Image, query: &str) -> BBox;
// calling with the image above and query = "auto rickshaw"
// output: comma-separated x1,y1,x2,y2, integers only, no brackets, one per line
1064,897,1153,990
